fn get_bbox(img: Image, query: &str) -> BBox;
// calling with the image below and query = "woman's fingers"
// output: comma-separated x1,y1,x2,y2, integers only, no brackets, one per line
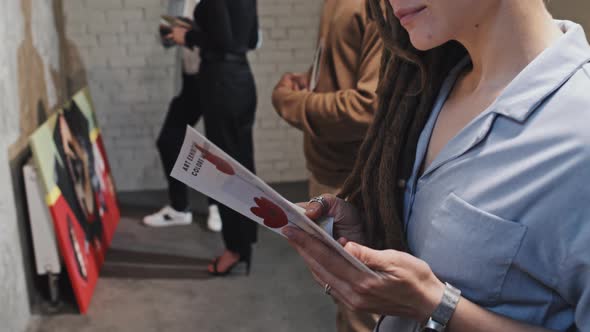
337,237,349,246
305,201,324,219
305,194,338,220
283,226,356,290
284,227,386,313
343,241,399,271
284,226,337,274
295,202,307,209
308,270,360,307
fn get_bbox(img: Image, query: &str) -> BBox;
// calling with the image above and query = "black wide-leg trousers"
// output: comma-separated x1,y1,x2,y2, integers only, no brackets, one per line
156,60,258,257
157,72,205,212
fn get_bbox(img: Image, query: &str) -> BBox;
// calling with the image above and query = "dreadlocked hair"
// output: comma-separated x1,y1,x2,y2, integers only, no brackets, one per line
340,0,467,250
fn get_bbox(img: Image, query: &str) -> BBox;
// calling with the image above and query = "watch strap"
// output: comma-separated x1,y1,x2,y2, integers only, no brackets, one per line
422,282,461,332
423,318,445,332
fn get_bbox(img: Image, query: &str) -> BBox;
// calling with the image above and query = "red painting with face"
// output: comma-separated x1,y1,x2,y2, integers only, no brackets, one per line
31,89,120,313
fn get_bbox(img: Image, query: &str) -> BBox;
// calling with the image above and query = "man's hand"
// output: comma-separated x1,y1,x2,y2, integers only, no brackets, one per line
291,72,310,91
274,72,310,92
272,71,310,123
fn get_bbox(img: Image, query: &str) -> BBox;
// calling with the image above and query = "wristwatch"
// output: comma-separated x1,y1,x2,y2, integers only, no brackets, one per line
422,282,461,332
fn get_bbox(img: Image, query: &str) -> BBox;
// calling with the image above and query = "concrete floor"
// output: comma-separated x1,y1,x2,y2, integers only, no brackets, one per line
27,183,336,332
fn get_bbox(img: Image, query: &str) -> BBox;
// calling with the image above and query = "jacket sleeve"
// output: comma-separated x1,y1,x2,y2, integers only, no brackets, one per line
271,16,383,143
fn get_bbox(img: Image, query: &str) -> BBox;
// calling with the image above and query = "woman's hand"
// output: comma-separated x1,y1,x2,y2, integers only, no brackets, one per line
285,224,556,331
302,194,366,244
283,226,445,322
166,26,188,46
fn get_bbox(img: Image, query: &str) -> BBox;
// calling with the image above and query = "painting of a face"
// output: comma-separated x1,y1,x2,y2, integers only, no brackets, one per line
52,104,104,255
30,88,120,313
59,115,96,220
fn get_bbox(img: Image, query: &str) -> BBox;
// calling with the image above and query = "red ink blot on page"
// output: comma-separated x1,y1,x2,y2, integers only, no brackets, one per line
195,144,235,175
250,197,288,229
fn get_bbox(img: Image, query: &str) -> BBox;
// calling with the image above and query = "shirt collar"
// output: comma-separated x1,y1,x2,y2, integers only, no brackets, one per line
408,21,590,183
492,20,590,122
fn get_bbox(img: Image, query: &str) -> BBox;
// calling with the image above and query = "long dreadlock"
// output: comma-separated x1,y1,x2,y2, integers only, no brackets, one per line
340,0,467,250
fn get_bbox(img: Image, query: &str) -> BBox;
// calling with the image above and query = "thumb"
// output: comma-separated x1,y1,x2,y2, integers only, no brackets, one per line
344,242,392,271
305,194,338,220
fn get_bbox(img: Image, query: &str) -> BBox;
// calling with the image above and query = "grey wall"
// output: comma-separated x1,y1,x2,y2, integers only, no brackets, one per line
0,1,32,331
1,0,69,330
548,0,590,35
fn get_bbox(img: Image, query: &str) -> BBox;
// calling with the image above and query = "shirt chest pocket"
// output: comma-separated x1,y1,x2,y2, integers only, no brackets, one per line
414,193,527,305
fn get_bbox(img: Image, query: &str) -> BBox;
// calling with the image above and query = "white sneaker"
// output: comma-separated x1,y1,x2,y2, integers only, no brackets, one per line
207,205,222,232
142,206,192,227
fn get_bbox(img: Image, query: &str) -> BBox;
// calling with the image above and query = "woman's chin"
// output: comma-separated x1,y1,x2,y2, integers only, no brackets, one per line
408,34,442,51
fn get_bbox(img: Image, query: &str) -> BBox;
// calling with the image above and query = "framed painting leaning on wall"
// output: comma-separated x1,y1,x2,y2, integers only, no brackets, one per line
30,88,120,313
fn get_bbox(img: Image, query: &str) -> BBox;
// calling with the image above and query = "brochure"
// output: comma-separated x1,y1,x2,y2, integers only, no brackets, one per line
171,126,375,275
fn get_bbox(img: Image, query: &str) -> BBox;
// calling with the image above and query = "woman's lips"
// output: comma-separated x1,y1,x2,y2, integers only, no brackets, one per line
395,6,427,27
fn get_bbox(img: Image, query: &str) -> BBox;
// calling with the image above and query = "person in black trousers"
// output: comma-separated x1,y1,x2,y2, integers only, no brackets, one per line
144,1,223,232
167,0,259,276
143,72,223,228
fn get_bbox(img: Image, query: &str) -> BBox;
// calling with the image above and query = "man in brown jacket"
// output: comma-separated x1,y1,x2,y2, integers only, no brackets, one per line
272,0,382,331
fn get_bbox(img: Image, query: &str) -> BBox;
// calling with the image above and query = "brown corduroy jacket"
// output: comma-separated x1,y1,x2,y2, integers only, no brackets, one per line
272,0,383,187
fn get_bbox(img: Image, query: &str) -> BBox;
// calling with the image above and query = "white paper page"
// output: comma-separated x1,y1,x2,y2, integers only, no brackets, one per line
309,39,324,92
171,126,376,275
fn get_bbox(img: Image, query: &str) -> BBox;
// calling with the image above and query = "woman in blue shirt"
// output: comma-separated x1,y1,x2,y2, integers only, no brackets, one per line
284,0,590,331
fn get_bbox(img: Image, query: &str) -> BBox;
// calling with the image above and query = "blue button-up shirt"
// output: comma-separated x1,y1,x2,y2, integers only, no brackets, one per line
378,21,590,331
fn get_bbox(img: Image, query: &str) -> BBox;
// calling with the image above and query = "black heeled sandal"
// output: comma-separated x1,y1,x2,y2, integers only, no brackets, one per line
209,251,252,276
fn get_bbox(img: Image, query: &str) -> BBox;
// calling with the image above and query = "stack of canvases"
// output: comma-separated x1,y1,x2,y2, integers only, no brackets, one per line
30,88,120,313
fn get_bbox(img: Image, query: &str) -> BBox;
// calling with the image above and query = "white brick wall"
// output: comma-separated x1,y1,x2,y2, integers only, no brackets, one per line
252,0,321,183
62,0,321,191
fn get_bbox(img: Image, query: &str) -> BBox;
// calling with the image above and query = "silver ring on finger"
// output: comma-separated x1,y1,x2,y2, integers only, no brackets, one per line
324,283,332,296
309,196,328,214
